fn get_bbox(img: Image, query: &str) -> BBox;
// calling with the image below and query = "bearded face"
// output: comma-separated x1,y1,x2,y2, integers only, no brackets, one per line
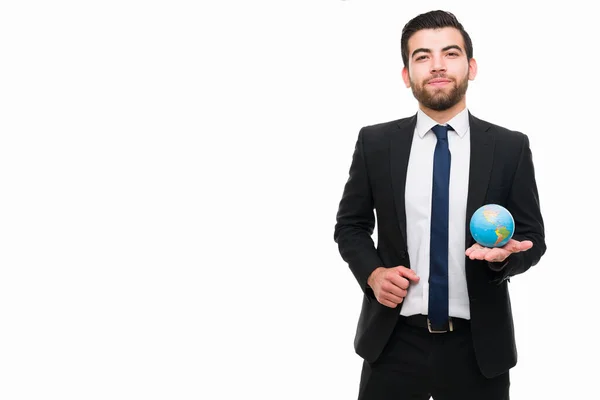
401,28,477,112
409,71,469,111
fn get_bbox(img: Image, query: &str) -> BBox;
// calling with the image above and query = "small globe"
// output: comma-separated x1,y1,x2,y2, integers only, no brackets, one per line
469,204,515,248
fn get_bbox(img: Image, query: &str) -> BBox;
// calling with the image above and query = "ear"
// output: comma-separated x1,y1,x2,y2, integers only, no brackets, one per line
402,66,411,88
468,58,478,81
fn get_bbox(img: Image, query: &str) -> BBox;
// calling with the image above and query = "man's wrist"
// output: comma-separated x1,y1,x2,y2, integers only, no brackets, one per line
367,266,384,288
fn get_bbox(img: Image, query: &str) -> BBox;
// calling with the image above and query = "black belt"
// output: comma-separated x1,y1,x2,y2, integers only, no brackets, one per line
403,314,470,333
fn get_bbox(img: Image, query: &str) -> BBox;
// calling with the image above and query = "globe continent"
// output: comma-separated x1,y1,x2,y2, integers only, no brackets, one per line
469,204,515,248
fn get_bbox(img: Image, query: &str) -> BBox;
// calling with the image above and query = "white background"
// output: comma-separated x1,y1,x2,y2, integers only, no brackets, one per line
0,1,597,399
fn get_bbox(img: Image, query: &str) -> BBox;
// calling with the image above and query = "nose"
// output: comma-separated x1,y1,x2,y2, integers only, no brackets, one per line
430,56,446,74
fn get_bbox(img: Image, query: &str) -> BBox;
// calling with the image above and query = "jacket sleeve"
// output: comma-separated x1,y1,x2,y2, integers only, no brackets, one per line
334,128,383,296
488,134,546,280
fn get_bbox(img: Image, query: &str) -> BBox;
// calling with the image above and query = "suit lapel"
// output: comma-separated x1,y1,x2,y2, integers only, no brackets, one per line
465,113,495,247
390,114,417,246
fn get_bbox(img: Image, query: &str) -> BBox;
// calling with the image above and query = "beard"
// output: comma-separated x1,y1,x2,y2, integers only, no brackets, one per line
410,73,469,111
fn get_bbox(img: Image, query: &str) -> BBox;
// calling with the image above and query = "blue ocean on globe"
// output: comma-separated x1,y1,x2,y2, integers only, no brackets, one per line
469,204,515,248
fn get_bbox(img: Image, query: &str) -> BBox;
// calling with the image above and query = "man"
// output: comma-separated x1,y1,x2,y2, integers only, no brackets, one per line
333,10,546,400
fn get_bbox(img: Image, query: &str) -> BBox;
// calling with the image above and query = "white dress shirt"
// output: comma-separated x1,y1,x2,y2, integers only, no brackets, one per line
400,107,471,319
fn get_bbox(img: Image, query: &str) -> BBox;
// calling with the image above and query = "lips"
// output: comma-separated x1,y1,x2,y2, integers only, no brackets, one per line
428,78,452,85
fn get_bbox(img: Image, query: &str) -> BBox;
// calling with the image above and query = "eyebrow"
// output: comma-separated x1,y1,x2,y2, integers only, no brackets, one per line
411,45,463,58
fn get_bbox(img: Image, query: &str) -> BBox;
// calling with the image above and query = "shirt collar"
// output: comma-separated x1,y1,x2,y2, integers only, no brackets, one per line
415,107,469,139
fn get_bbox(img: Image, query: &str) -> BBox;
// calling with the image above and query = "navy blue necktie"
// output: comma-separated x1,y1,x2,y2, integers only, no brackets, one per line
428,124,452,331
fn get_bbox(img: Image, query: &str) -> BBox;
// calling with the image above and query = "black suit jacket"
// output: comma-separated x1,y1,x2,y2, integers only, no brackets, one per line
334,112,546,378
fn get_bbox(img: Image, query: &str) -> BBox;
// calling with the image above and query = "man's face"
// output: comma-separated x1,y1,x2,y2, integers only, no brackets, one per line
402,27,477,111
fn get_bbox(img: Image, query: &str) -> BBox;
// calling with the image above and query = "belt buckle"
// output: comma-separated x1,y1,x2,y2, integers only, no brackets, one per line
427,318,454,333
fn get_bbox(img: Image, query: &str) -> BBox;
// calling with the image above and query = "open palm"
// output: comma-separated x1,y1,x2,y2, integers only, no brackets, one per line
465,239,533,263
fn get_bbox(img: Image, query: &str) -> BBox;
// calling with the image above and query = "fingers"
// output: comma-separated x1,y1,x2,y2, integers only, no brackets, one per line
382,279,409,297
381,291,405,305
395,266,420,283
466,244,488,260
468,247,509,262
379,298,400,308
465,243,484,256
376,265,416,308
466,239,534,260
388,274,410,290
483,249,509,262
378,290,406,308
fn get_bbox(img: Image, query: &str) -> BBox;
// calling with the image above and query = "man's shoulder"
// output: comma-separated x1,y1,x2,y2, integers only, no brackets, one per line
359,115,416,141
470,114,527,141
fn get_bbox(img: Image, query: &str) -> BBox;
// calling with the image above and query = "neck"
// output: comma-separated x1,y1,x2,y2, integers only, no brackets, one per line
419,99,467,125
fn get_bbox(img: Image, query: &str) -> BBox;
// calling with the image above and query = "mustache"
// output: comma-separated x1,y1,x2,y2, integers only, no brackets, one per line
426,74,453,82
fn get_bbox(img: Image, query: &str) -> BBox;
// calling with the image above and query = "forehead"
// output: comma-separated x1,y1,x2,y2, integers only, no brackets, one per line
407,27,465,53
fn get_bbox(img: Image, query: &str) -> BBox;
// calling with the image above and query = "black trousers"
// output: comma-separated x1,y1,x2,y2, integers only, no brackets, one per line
357,317,509,400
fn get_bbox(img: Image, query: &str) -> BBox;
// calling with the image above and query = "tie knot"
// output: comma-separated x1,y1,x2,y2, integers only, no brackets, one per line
432,124,451,140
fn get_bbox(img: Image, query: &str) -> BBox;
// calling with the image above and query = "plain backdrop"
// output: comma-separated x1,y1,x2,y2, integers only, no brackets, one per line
0,1,597,399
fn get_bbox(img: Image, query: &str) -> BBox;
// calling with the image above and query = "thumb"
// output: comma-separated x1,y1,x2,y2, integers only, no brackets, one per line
505,239,533,253
517,240,533,252
396,266,420,282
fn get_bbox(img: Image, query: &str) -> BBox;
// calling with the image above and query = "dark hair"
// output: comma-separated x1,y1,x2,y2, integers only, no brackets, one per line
400,10,473,68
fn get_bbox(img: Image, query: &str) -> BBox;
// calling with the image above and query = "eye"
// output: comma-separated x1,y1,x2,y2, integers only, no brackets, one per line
416,55,428,61
447,52,459,57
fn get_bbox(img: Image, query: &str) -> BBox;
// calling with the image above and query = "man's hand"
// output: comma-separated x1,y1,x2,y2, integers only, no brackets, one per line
465,239,533,263
367,266,420,308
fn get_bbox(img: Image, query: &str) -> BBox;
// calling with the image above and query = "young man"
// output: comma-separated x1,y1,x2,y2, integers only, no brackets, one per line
333,10,546,400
